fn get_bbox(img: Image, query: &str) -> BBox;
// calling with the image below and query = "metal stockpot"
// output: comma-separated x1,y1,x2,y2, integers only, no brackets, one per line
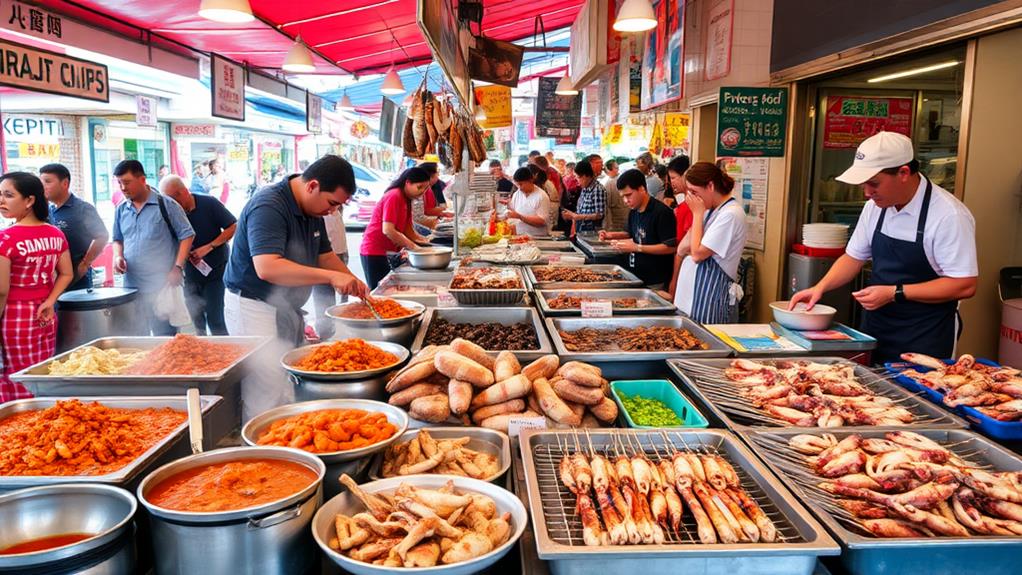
56,288,144,352
137,447,325,575
0,484,137,574
289,373,389,403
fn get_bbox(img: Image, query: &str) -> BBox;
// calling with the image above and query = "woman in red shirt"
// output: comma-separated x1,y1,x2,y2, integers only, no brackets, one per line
359,167,432,290
0,172,73,402
666,156,693,300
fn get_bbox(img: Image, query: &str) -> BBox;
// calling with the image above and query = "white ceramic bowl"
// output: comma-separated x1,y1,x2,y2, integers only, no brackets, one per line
770,301,837,331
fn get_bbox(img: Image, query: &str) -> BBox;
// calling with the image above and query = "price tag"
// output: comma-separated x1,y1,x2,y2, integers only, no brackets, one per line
436,288,457,308
508,416,547,438
581,299,613,318
547,255,561,264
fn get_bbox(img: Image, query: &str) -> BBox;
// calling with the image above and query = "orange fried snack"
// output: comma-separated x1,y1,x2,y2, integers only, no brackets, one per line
293,339,400,373
256,409,397,453
0,400,186,476
336,299,415,320
123,334,247,375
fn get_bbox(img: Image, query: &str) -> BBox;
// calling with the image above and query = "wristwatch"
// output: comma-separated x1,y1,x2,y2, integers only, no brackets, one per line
175,263,185,272
894,284,906,304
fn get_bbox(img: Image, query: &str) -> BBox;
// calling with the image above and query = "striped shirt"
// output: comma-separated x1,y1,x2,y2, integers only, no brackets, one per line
575,181,606,233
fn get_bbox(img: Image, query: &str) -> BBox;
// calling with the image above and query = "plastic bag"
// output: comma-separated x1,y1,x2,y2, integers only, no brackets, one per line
154,284,195,334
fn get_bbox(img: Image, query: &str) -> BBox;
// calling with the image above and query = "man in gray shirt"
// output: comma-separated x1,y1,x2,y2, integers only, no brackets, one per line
636,152,665,201
111,160,195,335
42,163,108,291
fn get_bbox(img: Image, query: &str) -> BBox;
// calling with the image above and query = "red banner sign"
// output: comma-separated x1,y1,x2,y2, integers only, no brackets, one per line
823,96,913,149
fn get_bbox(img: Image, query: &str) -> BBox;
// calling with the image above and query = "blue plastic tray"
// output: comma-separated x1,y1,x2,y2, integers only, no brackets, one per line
885,358,1022,440
610,379,709,429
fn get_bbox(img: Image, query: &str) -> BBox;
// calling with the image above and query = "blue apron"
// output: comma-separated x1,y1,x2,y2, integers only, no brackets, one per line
861,176,958,365
691,198,739,324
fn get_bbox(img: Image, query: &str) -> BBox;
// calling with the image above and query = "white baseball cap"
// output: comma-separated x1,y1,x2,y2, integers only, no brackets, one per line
836,131,915,185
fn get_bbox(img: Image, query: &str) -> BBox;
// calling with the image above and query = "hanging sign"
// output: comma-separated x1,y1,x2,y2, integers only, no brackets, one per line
17,142,59,159
211,54,245,121
350,120,370,139
823,96,913,149
535,77,582,140
173,123,216,137
663,112,690,149
0,37,107,102
418,0,469,105
514,118,532,146
307,92,323,134
648,121,664,156
640,0,685,110
704,0,734,81
603,124,623,145
717,87,788,157
469,37,523,87
135,95,157,128
474,85,512,128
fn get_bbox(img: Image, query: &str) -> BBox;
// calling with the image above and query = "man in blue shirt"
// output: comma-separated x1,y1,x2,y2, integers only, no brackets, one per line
41,163,108,291
111,160,195,335
161,175,237,336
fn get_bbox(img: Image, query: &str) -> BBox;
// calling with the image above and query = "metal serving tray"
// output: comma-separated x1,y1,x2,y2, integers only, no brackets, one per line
535,289,676,317
745,428,1022,575
368,427,511,483
12,335,270,396
0,395,222,491
371,272,452,307
411,307,553,361
519,428,839,575
525,264,643,290
533,240,577,252
448,266,527,305
546,316,732,362
667,357,968,431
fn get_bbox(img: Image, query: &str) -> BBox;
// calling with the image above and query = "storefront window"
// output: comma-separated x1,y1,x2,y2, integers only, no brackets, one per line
806,45,966,225
3,115,73,175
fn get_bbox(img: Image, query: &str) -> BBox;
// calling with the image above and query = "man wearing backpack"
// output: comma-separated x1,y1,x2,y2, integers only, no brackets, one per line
111,160,195,335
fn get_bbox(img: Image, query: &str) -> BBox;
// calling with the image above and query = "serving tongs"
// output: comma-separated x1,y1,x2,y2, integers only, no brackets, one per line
362,297,385,321
186,387,204,454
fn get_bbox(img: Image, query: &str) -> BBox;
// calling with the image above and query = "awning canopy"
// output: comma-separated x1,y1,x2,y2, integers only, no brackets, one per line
47,0,583,77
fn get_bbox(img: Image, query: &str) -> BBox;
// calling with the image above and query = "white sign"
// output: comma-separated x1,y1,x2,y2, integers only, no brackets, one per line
307,92,323,134
3,115,65,137
172,123,216,138
581,299,613,318
507,416,547,438
211,54,245,121
435,287,457,308
135,95,157,128
705,0,735,81
718,156,768,250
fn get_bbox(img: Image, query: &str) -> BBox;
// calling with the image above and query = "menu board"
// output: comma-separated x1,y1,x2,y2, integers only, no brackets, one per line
716,87,787,157
718,156,768,250
535,77,582,140
823,96,913,149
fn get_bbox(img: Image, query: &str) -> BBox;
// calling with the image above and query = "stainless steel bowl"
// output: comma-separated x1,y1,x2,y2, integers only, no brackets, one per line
280,340,409,381
0,483,137,570
326,300,425,345
291,373,389,403
407,247,453,270
241,399,409,464
312,475,527,575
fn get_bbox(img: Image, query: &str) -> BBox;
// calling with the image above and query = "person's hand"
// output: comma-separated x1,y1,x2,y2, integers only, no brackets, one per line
686,192,707,217
166,266,184,286
506,209,520,220
611,239,638,253
113,256,127,273
75,260,89,280
191,244,213,261
853,285,896,311
789,286,825,311
561,209,575,221
36,300,55,325
332,272,369,300
598,230,609,241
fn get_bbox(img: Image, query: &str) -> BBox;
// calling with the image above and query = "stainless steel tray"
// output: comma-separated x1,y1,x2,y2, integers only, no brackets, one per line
546,316,732,361
367,427,511,483
280,340,410,381
448,266,527,305
525,264,643,290
12,335,270,396
745,427,1022,575
667,357,968,431
533,240,577,252
519,428,839,575
0,395,221,490
411,307,553,361
535,289,676,317
371,272,452,307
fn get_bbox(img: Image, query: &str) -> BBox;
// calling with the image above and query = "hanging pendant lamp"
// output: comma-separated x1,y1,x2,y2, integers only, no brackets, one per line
283,36,316,73
555,75,578,96
198,0,255,23
381,67,405,95
613,0,657,32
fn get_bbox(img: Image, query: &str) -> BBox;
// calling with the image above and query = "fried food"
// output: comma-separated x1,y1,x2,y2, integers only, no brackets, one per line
547,294,643,309
0,399,185,476
123,334,247,375
424,318,539,350
47,346,148,375
449,267,522,290
256,409,397,453
558,326,709,352
381,430,500,480
293,339,400,372
532,267,622,283
334,299,417,320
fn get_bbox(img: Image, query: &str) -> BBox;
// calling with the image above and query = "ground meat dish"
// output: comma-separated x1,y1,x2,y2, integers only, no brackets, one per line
546,294,644,309
532,267,622,283
558,326,708,352
424,318,539,350
449,267,523,290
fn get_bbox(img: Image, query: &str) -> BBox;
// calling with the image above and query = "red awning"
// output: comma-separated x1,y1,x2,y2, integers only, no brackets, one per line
42,0,582,77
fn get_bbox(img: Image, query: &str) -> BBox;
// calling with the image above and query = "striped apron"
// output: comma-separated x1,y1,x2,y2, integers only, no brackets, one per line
689,198,740,324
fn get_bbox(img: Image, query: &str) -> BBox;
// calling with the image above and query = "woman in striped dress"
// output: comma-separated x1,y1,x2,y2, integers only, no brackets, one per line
674,162,747,323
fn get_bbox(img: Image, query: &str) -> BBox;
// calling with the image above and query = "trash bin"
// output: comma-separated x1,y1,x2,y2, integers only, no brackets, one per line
998,267,1022,366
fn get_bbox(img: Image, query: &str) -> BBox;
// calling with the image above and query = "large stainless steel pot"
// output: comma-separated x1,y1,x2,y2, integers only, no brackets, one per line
290,373,389,403
326,299,425,345
137,446,325,575
56,288,144,353
0,484,137,574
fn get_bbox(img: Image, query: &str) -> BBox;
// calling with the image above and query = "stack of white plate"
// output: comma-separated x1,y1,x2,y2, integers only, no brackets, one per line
802,223,849,248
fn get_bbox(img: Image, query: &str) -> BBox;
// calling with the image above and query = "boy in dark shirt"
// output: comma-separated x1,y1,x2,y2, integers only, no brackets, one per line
599,169,677,288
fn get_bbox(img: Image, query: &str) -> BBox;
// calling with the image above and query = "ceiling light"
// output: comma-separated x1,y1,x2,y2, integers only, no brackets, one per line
340,93,354,110
381,67,405,95
283,36,316,73
555,75,578,96
867,60,960,83
613,0,657,33
198,0,255,24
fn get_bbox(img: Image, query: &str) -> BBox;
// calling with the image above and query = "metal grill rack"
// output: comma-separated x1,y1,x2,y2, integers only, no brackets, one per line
668,357,968,430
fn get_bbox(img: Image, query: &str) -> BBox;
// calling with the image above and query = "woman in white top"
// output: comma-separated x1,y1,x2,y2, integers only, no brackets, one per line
505,167,551,237
674,162,747,323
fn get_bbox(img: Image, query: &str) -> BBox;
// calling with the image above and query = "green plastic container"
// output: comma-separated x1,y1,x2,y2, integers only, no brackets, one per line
610,379,709,429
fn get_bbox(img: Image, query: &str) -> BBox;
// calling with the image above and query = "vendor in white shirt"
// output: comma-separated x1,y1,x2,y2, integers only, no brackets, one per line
790,132,977,364
504,167,551,237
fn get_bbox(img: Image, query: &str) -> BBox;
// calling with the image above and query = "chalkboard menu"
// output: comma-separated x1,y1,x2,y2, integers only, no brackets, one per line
535,77,583,141
716,87,788,157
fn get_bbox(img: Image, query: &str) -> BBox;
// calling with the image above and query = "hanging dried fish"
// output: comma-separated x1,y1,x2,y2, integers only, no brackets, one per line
450,116,464,173
434,97,452,135
412,89,429,157
424,96,439,154
402,117,418,157
467,121,486,163
438,140,452,169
